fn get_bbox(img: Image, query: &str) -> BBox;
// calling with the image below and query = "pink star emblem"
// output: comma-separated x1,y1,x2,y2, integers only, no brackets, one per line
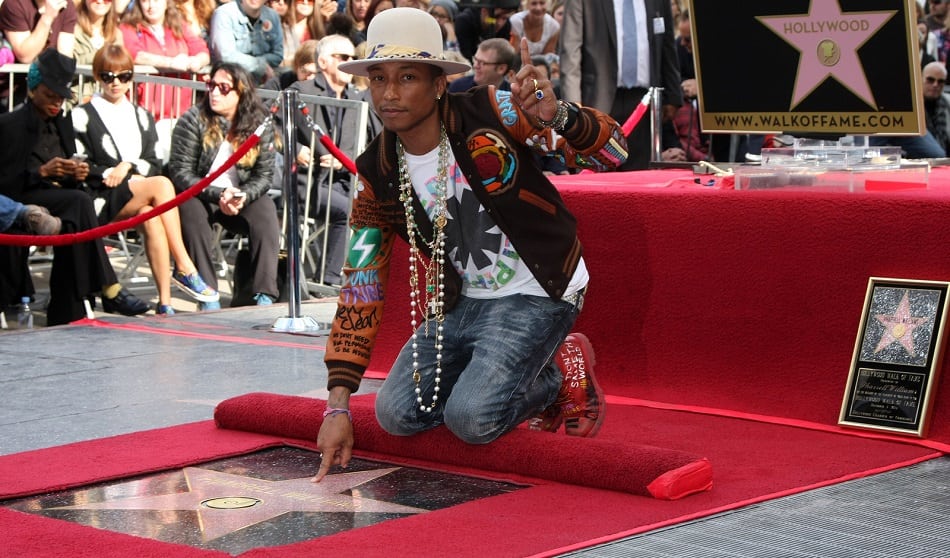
873,291,929,356
54,467,426,542
757,0,896,109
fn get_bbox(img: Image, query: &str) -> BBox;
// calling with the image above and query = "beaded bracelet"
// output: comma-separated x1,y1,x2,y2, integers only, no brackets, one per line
537,100,570,131
323,407,352,419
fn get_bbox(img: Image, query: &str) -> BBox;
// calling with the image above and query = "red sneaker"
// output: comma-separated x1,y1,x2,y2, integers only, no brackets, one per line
555,332,604,437
526,403,563,433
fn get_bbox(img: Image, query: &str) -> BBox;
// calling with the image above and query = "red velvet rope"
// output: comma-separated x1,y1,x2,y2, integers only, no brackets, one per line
621,89,653,136
319,134,358,175
0,130,262,248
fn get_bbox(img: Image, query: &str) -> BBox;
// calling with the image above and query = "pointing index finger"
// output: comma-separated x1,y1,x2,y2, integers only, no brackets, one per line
520,37,531,70
312,454,332,483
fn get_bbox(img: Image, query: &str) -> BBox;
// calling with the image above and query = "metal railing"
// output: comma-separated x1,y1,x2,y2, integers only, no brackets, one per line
2,65,370,316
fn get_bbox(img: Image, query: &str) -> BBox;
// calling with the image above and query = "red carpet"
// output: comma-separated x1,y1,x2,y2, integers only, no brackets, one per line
1,397,942,557
5,171,950,555
213,393,712,500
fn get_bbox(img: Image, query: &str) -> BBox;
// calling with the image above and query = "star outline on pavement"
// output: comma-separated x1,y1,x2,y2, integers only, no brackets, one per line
52,466,427,542
757,0,897,109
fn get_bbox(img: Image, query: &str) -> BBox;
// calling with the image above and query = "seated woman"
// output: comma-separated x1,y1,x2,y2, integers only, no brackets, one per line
0,48,149,324
167,62,281,307
72,44,218,315
120,0,210,119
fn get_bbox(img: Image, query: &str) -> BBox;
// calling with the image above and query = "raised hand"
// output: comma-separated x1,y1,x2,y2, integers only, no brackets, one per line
509,38,558,125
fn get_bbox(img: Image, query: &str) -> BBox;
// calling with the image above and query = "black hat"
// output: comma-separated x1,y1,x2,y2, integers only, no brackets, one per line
31,48,76,99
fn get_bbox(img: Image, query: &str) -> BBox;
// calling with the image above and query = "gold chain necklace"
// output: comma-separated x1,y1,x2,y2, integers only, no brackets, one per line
397,126,450,413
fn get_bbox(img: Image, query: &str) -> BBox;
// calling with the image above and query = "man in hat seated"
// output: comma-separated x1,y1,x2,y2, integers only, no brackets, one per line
0,48,149,324
312,7,628,482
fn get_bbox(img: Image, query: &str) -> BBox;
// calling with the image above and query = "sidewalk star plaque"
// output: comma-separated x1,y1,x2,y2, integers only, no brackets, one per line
840,278,950,437
688,0,923,135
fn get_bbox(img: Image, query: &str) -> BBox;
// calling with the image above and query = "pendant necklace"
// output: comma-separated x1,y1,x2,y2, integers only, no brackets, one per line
396,126,450,413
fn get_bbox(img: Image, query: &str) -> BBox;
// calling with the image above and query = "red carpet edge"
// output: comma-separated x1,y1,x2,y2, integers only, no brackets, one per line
213,392,714,500
607,395,950,454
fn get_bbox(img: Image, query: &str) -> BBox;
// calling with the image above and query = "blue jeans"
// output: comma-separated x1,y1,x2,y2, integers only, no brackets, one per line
375,294,580,444
0,194,24,232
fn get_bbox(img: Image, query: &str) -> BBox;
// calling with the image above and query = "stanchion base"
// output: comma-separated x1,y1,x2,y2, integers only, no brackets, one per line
270,315,330,334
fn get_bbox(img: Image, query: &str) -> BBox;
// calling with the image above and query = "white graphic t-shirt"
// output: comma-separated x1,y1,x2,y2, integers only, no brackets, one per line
404,145,588,300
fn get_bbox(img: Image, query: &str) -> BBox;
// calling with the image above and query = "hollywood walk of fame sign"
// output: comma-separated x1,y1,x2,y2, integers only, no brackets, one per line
687,0,923,136
840,278,950,437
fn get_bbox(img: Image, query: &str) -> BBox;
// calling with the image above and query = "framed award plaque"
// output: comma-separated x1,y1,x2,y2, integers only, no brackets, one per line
839,278,950,437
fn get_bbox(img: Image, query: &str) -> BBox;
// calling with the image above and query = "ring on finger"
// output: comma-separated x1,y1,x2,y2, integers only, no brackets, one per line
535,89,545,100
532,78,539,91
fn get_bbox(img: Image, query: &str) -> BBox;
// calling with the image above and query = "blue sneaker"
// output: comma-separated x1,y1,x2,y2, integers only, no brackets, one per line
253,293,275,306
156,304,176,316
172,270,219,303
198,300,221,311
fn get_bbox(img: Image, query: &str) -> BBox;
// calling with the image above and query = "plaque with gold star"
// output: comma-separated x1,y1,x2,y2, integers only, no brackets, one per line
840,278,950,437
688,0,923,136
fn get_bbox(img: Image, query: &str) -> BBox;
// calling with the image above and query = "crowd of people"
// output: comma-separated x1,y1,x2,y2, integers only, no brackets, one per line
869,1,950,158
0,0,693,325
17,0,944,324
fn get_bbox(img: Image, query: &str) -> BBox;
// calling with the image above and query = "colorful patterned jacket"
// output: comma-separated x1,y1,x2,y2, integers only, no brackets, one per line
324,85,628,393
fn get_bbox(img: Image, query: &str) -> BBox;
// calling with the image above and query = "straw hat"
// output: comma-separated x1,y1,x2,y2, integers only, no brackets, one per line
338,7,472,77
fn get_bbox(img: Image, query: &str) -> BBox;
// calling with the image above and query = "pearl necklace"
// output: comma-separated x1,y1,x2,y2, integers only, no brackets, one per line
397,126,450,413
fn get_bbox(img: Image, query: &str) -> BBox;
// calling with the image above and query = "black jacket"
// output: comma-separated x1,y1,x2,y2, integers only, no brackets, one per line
0,101,81,199
324,84,628,392
166,105,276,204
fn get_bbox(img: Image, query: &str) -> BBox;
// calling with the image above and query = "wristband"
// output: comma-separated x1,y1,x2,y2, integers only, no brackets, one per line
323,407,351,419
537,100,571,131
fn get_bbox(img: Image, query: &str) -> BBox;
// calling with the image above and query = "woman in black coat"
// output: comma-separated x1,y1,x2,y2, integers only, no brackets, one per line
167,62,281,307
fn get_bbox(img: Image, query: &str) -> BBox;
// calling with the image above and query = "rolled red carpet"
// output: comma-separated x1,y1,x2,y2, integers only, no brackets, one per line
214,392,712,500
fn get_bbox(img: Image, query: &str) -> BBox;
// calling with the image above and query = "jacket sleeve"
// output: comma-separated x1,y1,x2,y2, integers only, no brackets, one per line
167,108,218,201
323,174,397,393
238,125,276,203
489,87,628,172
135,107,163,177
70,105,111,187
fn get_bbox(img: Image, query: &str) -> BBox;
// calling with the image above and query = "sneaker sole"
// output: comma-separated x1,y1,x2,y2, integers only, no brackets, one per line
562,332,606,438
171,275,220,303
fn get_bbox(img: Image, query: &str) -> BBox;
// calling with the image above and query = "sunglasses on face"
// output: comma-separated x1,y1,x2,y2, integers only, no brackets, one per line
207,81,235,95
330,53,353,62
99,70,134,83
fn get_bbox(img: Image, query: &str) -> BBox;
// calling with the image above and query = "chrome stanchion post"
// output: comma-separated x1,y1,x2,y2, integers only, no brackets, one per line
650,86,663,163
271,89,327,333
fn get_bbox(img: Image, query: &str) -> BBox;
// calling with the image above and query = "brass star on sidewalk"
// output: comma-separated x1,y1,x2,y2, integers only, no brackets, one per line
757,0,896,109
53,467,426,542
